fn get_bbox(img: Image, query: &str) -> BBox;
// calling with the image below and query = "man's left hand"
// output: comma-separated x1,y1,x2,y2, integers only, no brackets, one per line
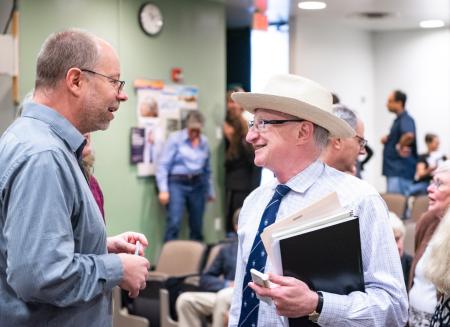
107,232,148,255
249,273,318,318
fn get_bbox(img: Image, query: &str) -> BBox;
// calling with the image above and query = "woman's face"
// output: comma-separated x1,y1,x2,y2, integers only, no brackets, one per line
427,170,450,217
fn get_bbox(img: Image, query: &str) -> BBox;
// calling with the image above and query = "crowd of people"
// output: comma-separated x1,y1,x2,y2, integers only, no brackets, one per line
0,28,449,327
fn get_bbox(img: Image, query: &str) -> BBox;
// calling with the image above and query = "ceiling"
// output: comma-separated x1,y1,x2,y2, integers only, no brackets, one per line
226,0,450,31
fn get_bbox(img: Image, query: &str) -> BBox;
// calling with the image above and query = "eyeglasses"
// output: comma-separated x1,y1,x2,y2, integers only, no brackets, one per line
81,69,125,94
430,178,445,190
248,119,304,132
354,135,368,149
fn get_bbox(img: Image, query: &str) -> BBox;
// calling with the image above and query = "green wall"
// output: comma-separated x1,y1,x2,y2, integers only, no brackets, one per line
19,0,226,262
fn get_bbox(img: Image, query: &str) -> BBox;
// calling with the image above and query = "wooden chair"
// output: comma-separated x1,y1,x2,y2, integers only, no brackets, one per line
381,193,407,219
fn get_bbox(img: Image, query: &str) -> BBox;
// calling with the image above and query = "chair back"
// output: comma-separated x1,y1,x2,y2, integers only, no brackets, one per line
410,195,429,222
156,240,206,276
404,222,416,256
203,243,223,272
381,193,407,218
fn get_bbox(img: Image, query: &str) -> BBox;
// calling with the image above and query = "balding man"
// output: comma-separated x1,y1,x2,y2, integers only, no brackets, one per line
0,29,149,326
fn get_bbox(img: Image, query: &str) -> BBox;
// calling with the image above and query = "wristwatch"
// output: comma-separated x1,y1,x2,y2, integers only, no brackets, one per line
308,291,324,323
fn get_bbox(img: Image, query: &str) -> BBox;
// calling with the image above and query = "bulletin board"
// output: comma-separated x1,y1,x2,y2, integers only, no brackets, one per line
131,80,199,177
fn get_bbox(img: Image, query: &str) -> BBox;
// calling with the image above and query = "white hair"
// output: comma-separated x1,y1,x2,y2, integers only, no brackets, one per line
389,211,405,237
425,208,450,294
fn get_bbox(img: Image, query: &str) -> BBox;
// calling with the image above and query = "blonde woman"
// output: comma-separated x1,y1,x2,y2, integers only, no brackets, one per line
409,160,450,326
425,206,450,326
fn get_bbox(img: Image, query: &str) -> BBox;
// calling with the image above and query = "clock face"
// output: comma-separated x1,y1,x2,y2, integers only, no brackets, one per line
139,2,163,36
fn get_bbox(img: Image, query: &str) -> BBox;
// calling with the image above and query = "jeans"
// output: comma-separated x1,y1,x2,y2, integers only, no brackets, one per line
386,176,414,196
165,177,207,242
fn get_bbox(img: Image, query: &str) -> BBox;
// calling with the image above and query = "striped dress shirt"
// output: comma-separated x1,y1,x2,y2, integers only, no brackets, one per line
229,160,408,326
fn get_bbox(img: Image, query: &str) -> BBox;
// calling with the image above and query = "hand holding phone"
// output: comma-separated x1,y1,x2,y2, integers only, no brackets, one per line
250,269,273,304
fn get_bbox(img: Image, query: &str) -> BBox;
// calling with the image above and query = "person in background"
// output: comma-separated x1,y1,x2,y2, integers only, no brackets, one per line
410,133,447,196
156,111,215,241
321,104,367,175
176,208,240,327
408,161,450,326
389,211,413,286
81,133,105,220
425,208,450,326
0,29,149,326
228,74,407,326
223,113,259,236
381,89,418,196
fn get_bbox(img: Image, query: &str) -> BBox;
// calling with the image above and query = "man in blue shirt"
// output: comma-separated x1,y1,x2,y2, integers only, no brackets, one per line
156,111,215,241
381,90,418,196
0,29,150,326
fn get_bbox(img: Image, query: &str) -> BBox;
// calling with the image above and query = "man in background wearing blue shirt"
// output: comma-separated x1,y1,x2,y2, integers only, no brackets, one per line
381,90,418,196
0,29,150,326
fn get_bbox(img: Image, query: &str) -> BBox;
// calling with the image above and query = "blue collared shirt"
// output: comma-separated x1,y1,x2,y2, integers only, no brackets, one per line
229,160,408,327
0,102,122,326
156,128,214,197
382,110,418,179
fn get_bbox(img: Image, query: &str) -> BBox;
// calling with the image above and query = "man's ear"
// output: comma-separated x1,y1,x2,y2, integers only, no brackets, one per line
66,68,83,96
332,138,342,150
296,121,314,145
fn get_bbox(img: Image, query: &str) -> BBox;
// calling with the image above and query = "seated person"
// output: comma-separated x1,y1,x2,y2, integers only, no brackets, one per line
389,211,413,286
410,133,447,196
176,210,239,327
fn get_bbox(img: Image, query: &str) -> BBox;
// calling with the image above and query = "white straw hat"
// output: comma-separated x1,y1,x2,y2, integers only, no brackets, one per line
231,74,355,137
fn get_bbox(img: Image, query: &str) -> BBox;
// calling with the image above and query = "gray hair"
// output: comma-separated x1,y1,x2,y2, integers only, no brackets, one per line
332,104,357,130
313,124,330,150
35,29,99,89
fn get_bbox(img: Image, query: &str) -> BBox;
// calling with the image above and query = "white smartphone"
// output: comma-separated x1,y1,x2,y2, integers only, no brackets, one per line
250,269,273,304
250,268,270,288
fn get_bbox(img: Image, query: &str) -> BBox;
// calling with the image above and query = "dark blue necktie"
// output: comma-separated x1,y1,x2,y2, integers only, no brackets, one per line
238,184,291,327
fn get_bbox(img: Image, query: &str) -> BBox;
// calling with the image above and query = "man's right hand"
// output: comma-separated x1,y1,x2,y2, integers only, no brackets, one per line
117,253,150,298
159,191,170,206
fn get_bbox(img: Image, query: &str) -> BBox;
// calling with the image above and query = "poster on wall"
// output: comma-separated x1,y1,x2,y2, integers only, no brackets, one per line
132,80,199,177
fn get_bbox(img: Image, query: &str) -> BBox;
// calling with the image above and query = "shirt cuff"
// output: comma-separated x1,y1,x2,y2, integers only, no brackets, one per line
317,292,347,325
98,254,123,290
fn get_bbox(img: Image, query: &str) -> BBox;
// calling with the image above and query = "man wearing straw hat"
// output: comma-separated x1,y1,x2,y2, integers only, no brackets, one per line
228,74,408,326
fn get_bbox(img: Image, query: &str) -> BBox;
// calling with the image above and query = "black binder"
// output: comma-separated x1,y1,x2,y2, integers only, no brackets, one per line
278,217,365,327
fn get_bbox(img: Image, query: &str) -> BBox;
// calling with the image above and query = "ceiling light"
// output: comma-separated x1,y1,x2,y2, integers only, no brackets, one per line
298,1,327,10
420,19,445,28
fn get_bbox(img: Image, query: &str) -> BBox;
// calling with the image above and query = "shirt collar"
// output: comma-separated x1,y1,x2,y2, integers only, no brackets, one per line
22,102,86,159
269,160,325,194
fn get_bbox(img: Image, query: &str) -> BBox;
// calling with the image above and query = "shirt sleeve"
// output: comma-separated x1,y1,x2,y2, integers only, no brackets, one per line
317,194,409,326
400,115,416,135
156,134,177,193
4,151,123,307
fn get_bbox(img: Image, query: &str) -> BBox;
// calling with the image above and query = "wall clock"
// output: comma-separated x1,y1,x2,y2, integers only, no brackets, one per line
138,2,163,36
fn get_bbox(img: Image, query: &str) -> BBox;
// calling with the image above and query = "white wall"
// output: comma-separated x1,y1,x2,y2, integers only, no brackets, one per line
291,16,450,191
373,28,450,178
290,17,378,186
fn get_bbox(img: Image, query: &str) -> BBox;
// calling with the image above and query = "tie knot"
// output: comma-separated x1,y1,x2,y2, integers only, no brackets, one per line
275,184,291,198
